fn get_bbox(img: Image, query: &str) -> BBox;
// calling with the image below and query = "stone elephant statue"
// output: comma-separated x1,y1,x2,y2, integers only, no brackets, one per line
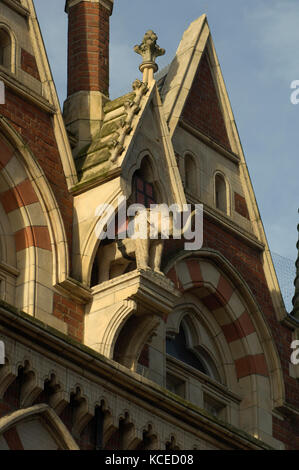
97,205,197,284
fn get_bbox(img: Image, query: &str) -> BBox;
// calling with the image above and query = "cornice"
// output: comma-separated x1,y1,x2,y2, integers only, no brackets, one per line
281,313,299,330
69,167,122,195
0,261,19,278
2,0,30,18
203,204,265,252
65,0,114,14
0,69,56,114
55,277,92,304
180,119,240,165
0,301,272,450
275,402,299,420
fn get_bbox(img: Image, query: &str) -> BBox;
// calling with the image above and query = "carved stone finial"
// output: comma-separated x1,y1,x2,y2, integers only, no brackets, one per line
134,30,165,83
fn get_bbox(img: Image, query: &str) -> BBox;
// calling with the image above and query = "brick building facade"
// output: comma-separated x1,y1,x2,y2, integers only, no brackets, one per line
0,0,298,450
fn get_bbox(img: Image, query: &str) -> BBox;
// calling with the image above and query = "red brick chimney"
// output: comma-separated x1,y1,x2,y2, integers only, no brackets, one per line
63,0,114,154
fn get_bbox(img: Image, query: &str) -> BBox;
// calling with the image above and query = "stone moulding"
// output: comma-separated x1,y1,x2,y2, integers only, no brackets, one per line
85,269,181,359
0,404,80,450
110,80,148,163
0,303,273,450
90,268,181,315
65,0,114,14
2,0,30,18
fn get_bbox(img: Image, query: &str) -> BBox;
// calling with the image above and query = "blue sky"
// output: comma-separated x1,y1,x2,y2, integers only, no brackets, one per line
34,0,298,305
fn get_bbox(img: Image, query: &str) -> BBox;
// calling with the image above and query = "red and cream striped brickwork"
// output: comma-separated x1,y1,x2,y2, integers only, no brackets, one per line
0,135,84,340
0,135,53,316
165,255,279,441
0,88,73,255
166,257,268,381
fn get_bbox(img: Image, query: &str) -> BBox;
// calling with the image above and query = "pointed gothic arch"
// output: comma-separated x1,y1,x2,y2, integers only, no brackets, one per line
127,151,165,205
165,250,284,398
0,404,79,450
0,117,69,291
164,249,285,436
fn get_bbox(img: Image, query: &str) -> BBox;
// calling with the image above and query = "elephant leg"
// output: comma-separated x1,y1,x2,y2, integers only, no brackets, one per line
109,260,130,279
97,252,111,283
97,244,115,283
135,238,150,270
150,240,164,274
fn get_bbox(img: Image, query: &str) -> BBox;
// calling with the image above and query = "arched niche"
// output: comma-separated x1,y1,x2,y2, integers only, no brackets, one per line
184,153,198,196
214,171,230,215
0,24,16,73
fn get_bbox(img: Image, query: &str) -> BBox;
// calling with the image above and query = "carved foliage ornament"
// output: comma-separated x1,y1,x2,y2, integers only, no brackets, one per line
134,30,165,72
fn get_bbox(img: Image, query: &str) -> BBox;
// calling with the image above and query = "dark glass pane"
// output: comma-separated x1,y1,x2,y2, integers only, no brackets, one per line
146,183,153,197
166,325,208,375
133,173,156,207
136,177,144,191
146,197,155,207
137,192,145,204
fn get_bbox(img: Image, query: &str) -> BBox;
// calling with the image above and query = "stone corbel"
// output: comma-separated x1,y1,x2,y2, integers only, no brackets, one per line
20,370,43,408
56,277,92,304
72,394,94,438
84,269,181,361
0,361,15,400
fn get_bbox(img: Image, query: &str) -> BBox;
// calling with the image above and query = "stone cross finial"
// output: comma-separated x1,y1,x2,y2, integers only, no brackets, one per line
134,30,165,83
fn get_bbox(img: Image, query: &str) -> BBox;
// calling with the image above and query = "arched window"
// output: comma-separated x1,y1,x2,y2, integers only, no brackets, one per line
132,156,160,207
165,317,227,418
184,154,197,195
166,320,220,381
133,172,156,208
166,323,207,375
215,173,228,213
0,28,12,70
